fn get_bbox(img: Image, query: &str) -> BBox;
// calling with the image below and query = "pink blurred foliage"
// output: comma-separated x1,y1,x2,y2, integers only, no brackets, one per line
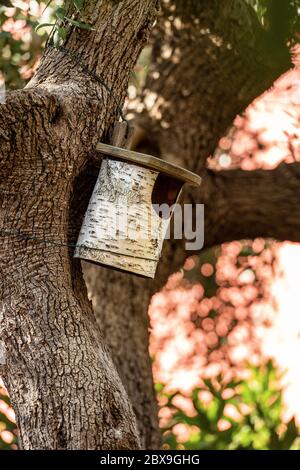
150,242,274,394
1,2,47,84
213,50,300,171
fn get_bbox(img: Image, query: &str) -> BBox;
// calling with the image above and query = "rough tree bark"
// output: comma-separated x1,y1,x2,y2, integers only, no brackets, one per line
84,0,294,449
0,0,159,450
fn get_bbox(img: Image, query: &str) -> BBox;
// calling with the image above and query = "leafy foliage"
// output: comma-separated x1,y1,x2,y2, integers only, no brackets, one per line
0,1,49,89
2,361,299,450
0,1,92,89
37,1,94,46
160,361,300,450
151,240,273,379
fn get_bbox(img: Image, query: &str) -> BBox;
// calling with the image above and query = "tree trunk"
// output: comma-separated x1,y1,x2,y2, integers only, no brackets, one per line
83,268,160,449
84,0,293,449
0,0,159,450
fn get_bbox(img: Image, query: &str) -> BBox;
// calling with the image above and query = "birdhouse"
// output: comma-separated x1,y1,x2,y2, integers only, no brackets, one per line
74,143,201,278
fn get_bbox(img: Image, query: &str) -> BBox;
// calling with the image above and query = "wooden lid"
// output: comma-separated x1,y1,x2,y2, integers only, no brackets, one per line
96,142,201,187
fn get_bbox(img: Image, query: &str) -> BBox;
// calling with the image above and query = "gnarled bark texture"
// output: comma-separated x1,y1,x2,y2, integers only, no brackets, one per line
84,0,294,449
0,0,159,450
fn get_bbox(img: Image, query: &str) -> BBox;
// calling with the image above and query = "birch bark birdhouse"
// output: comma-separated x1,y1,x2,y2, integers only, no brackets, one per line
74,143,201,278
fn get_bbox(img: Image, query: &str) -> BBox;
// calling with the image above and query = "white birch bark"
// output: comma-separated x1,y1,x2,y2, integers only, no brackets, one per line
75,158,174,278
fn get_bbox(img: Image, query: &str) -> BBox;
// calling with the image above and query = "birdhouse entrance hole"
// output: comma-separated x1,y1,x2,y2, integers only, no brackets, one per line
151,173,184,219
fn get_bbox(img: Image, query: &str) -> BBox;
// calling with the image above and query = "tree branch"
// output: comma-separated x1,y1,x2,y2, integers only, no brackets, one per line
199,162,300,247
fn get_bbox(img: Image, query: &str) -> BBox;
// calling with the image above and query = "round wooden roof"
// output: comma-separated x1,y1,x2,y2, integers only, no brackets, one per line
96,143,201,187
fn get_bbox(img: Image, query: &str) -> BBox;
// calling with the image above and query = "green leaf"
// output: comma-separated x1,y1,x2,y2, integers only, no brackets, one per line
0,31,11,39
64,16,94,30
154,383,164,393
55,7,66,20
35,23,55,33
53,29,61,47
279,418,299,450
73,0,85,10
57,27,67,40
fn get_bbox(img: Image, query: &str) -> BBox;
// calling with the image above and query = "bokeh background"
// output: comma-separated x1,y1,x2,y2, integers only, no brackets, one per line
1,0,300,450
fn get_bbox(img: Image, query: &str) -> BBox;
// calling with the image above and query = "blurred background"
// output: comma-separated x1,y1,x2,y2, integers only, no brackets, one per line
1,0,300,450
